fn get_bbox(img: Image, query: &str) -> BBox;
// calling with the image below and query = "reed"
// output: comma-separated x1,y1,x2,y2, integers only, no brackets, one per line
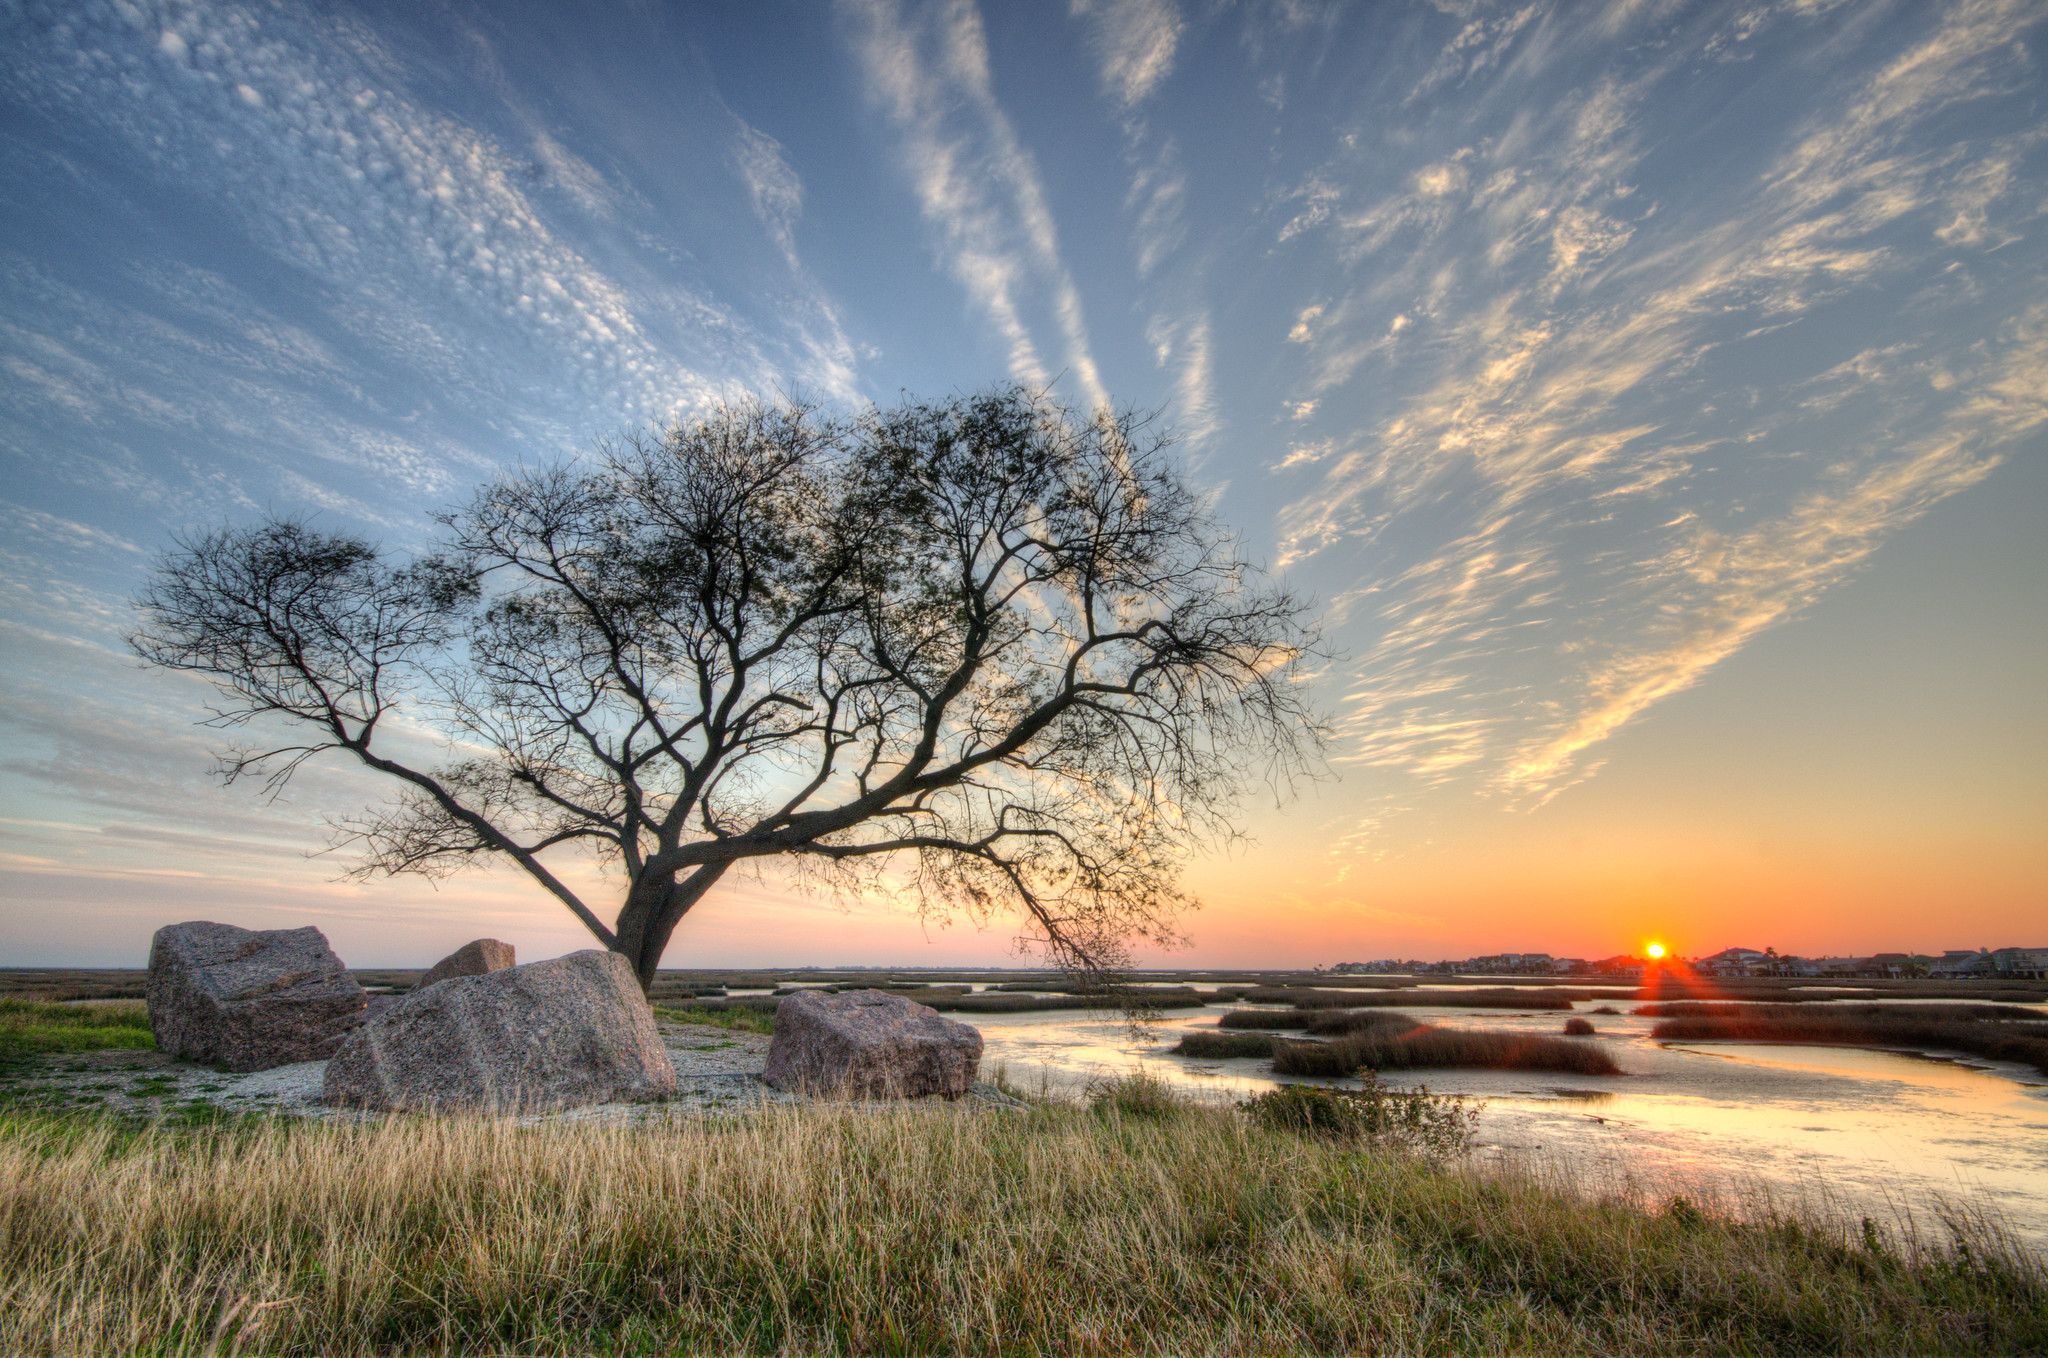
1272,1026,1623,1078
0,1100,2038,1355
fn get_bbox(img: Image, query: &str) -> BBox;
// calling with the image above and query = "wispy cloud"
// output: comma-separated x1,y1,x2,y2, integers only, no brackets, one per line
839,0,1110,408
730,120,861,400
1270,0,2048,812
1072,0,1185,111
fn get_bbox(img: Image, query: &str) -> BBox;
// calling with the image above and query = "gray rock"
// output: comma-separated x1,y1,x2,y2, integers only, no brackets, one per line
146,921,366,1072
322,949,678,1113
417,937,515,989
763,988,983,1099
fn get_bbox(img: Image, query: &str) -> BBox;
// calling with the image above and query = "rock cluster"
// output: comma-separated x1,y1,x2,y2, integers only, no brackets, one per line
322,950,677,1113
145,921,366,1071
763,988,983,1099
418,937,515,989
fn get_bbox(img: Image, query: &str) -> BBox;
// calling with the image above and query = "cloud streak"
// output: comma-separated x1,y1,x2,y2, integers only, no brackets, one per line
839,0,1110,409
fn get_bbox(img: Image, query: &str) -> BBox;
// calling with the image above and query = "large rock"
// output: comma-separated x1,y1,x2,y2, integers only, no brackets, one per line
417,937,515,989
146,921,366,1071
763,988,983,1099
322,950,677,1113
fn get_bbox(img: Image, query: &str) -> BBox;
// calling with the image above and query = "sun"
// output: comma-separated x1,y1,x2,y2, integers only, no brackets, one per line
1646,942,1666,960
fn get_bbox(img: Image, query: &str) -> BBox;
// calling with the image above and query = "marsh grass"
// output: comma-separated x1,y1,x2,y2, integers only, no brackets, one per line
0,1100,2040,1356
1304,1009,1434,1037
0,999,155,1061
1637,1002,2045,1023
1173,1029,1283,1058
1238,987,1580,1010
1650,1009,2048,1077
1273,1026,1624,1078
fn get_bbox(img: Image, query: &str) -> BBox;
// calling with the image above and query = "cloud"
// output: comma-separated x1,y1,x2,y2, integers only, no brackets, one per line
1267,0,2048,816
1072,0,1184,110
839,0,1110,408
0,0,802,451
729,119,861,399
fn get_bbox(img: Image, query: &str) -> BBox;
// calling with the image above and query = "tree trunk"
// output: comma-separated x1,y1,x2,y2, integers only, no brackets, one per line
612,861,732,993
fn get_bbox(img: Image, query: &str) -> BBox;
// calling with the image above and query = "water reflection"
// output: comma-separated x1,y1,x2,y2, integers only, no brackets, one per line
964,1003,2048,1248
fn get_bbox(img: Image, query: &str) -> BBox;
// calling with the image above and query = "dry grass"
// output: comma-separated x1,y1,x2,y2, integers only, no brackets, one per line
1273,1026,1624,1078
0,1100,2040,1356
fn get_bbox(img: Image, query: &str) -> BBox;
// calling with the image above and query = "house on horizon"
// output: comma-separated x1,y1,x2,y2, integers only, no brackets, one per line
1697,947,1768,976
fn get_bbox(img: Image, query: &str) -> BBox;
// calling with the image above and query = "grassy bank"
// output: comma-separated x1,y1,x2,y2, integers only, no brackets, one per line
1274,1026,1623,1078
0,999,155,1061
1650,1010,2048,1078
0,1097,2040,1356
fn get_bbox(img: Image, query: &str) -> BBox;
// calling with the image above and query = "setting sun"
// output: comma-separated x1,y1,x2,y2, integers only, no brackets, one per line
1646,943,1666,959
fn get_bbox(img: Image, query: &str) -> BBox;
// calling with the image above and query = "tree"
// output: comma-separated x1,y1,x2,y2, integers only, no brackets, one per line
131,386,1324,991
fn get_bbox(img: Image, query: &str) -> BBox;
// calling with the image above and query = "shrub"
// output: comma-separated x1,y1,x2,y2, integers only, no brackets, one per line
1087,1069,1182,1119
1564,1017,1597,1035
1242,1077,1476,1156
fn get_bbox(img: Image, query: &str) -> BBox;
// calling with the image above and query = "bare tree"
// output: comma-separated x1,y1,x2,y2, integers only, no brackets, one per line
131,387,1324,991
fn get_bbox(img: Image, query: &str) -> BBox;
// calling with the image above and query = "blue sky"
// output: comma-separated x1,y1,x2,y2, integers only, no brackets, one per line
1,0,2043,968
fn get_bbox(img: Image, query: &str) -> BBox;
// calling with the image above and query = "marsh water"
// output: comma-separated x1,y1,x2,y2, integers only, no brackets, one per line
959,996,2048,1249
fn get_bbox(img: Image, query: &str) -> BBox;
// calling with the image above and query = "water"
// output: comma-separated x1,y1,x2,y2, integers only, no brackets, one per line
965,1001,2048,1248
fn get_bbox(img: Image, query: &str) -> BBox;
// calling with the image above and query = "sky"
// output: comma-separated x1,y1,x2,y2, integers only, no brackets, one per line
0,0,2042,970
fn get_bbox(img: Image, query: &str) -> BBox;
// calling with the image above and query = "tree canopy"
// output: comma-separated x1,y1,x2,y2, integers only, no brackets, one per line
132,387,1324,988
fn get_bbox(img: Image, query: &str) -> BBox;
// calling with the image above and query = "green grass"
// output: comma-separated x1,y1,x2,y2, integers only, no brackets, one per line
0,1097,2038,1355
0,999,155,1061
653,1002,775,1035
